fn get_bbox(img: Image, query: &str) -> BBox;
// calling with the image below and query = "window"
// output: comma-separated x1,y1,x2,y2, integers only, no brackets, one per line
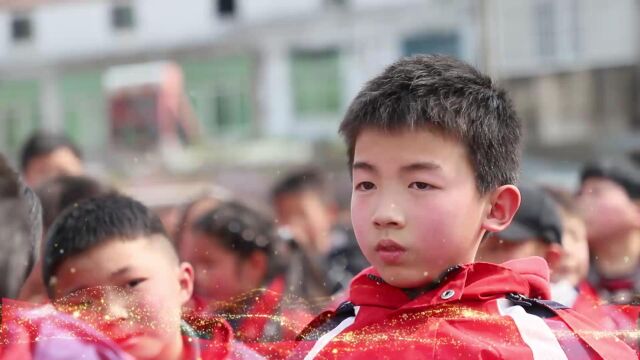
403,33,459,57
112,3,135,31
217,0,236,17
534,0,556,59
0,103,39,153
11,14,32,43
182,56,254,138
0,80,40,155
291,49,342,117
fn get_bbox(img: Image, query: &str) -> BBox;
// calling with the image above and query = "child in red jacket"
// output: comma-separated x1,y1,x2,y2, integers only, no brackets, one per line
291,55,635,359
179,201,313,345
38,194,259,360
477,185,637,350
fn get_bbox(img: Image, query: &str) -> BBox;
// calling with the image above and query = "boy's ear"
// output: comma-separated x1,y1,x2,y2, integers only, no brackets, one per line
177,262,194,305
482,185,521,233
544,243,563,272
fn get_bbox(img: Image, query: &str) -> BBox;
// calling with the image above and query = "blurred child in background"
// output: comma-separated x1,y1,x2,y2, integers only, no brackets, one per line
577,158,640,305
180,201,313,347
18,175,114,303
41,194,260,359
20,131,84,188
271,169,368,299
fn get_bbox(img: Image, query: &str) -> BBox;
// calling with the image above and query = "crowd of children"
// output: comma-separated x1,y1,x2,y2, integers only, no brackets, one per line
1,54,640,359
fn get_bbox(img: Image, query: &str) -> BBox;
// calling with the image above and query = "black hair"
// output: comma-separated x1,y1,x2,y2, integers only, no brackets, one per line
0,154,42,298
270,168,329,202
339,54,521,194
174,194,221,247
36,175,114,232
192,201,287,280
43,194,172,297
581,158,640,199
20,131,82,171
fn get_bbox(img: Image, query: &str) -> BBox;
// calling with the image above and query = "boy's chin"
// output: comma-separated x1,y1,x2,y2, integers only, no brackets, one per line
377,268,434,289
119,337,165,360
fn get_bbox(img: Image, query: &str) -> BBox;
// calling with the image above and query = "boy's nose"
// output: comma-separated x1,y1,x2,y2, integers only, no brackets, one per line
103,290,130,322
372,202,405,229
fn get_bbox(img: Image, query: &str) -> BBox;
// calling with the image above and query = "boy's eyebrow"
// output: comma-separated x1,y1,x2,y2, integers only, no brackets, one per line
352,161,377,172
61,266,133,297
110,266,133,278
400,162,442,173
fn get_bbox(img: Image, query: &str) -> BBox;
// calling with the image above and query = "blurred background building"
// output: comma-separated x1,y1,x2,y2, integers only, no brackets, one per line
0,0,638,199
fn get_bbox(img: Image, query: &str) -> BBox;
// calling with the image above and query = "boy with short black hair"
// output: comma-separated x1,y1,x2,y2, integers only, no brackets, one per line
271,169,368,297
0,157,124,359
20,131,84,188
18,175,115,303
42,194,259,360
292,55,634,359
578,158,640,306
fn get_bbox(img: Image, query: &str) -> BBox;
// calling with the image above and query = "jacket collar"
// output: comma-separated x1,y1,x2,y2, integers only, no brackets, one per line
349,257,551,310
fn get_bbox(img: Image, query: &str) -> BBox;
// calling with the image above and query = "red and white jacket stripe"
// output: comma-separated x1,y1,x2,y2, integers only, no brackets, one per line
290,257,636,360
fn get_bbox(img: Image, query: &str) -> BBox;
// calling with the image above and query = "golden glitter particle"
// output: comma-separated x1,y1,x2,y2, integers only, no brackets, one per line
72,311,80,318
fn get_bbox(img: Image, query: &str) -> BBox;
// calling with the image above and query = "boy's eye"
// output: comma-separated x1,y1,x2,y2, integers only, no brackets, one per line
126,278,146,288
409,182,432,190
355,181,376,191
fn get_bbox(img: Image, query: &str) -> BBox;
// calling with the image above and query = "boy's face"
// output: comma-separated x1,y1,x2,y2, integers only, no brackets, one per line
52,236,193,360
577,177,640,243
274,190,335,253
24,147,83,188
553,212,589,286
351,129,494,288
180,232,260,305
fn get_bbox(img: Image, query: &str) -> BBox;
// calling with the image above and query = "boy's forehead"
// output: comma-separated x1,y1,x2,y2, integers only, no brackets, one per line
352,128,467,168
582,177,627,193
53,236,176,296
60,236,176,272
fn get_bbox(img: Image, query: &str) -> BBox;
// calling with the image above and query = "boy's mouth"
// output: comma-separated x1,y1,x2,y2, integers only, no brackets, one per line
375,239,407,264
108,327,146,347
113,331,145,348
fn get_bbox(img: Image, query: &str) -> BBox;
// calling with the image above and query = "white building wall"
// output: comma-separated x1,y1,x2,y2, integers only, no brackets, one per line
37,1,111,60
579,0,638,67
0,12,11,59
239,0,323,22
493,0,639,78
0,0,477,141
136,0,215,49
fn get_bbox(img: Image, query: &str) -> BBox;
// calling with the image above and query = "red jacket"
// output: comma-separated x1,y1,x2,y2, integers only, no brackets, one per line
1,299,254,360
290,257,636,359
0,299,131,359
188,276,313,358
